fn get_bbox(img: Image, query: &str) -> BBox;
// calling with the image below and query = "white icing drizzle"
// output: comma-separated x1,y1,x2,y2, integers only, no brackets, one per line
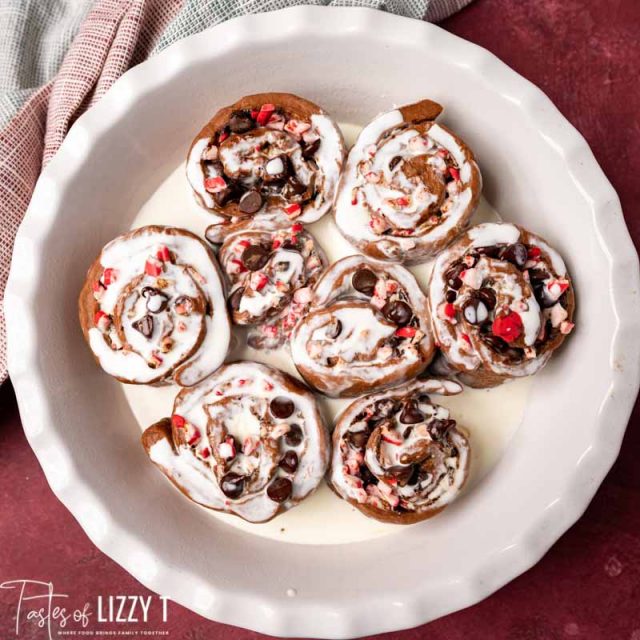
290,255,435,396
86,227,230,386
529,236,567,276
310,305,396,363
334,104,481,263
186,138,214,209
147,362,329,523
330,378,469,517
467,223,520,246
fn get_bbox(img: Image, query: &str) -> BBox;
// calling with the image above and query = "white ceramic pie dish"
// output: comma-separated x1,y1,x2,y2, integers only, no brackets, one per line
5,6,640,638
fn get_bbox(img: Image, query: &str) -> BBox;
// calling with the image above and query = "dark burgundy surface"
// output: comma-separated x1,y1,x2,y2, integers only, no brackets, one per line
2,0,640,638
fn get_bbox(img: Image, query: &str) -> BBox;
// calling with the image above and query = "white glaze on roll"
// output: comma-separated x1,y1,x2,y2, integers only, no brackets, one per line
218,225,326,338
290,255,436,397
334,100,481,264
83,226,230,386
145,362,329,523
329,378,470,523
187,138,214,209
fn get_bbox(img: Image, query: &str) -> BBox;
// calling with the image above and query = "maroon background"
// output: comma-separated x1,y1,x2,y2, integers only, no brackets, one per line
2,0,640,638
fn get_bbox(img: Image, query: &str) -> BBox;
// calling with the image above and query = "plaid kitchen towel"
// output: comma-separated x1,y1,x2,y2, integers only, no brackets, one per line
0,0,473,383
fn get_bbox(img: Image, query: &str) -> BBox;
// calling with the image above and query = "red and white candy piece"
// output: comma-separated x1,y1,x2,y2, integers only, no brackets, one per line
285,203,302,218
204,176,227,193
256,104,275,126
145,256,163,277
94,310,111,332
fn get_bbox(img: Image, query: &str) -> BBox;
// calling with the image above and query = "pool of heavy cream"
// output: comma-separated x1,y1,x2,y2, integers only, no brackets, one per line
123,123,532,545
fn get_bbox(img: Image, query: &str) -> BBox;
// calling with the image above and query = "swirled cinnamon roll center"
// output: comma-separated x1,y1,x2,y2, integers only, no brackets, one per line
93,245,209,371
340,393,465,513
355,123,465,237
172,389,308,505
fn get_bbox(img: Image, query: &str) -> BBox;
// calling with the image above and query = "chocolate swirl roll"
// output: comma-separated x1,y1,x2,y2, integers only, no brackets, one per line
187,93,345,243
78,226,230,386
218,224,326,341
290,256,436,397
334,99,481,264
329,378,470,524
429,223,576,387
141,362,329,522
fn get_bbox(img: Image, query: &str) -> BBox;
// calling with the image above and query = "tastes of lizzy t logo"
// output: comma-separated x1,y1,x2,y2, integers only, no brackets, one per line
0,579,170,639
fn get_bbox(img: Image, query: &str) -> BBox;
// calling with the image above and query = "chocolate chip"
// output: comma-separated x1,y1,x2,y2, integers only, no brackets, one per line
213,187,237,207
132,314,153,338
528,268,550,284
352,268,378,296
280,238,299,250
402,426,414,439
270,396,295,419
209,160,225,174
285,424,303,447
275,261,290,272
242,244,269,271
535,285,558,309
476,245,501,259
229,287,244,311
389,156,402,171
348,430,369,449
279,451,299,474
444,263,464,290
480,322,492,334
428,419,456,439
445,290,457,303
228,111,254,134
407,465,422,486
326,318,342,339
264,155,289,183
501,243,528,269
462,298,489,325
220,473,244,499
388,465,413,486
282,176,307,198
302,138,321,159
399,401,424,424
382,300,412,326
238,190,263,214
267,477,292,502
141,286,158,298
482,333,508,353
360,465,377,486
477,287,497,310
146,291,169,314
